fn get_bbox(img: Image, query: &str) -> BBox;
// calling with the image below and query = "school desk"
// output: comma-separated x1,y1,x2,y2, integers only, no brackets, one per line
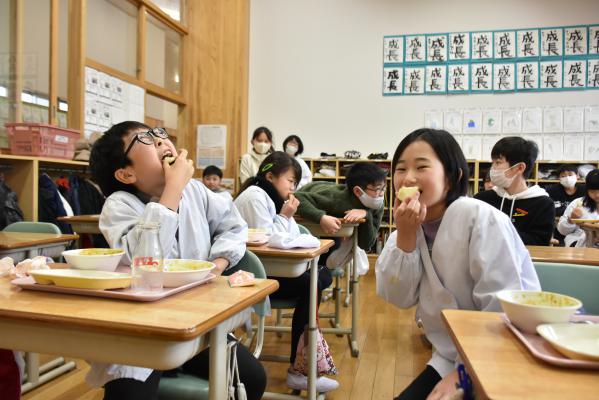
250,239,334,400
442,310,599,399
294,217,364,357
0,265,279,400
0,231,79,260
57,214,101,234
527,245,599,266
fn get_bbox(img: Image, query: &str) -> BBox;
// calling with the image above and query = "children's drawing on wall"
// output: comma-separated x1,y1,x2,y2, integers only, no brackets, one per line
522,107,543,133
443,110,463,134
563,106,584,132
543,134,563,160
463,109,483,134
543,107,564,133
483,109,502,134
585,106,599,132
502,109,523,133
424,110,444,130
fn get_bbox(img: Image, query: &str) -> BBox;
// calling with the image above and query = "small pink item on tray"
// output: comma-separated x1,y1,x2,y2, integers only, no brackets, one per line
228,270,255,287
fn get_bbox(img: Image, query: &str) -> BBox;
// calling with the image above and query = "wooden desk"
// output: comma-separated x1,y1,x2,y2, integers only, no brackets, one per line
527,245,599,266
0,270,279,400
580,222,599,247
442,310,599,399
251,239,334,400
0,232,79,264
57,214,101,234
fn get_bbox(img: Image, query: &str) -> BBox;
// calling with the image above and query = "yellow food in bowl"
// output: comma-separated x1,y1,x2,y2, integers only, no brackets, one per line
513,291,579,307
79,248,125,256
163,260,213,272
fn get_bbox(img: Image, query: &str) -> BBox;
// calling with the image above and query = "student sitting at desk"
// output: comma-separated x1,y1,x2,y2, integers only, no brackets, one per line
294,162,387,265
557,169,599,247
474,137,555,246
202,165,232,200
90,121,266,400
376,129,540,400
234,151,339,393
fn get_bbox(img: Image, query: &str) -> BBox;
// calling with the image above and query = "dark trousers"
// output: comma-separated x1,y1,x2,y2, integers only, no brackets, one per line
103,336,266,400
269,266,333,364
394,365,441,400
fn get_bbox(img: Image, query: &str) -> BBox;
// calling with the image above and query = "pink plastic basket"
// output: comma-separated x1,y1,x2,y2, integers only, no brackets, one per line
6,123,80,160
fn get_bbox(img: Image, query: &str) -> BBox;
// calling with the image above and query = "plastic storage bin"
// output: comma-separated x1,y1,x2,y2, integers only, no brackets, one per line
6,123,80,159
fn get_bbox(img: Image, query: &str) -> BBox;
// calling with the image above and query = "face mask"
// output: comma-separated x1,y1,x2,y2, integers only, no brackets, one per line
560,175,577,189
253,142,271,155
357,188,384,209
285,145,298,156
490,163,520,189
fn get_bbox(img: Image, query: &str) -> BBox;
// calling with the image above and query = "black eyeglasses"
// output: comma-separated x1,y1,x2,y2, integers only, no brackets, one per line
124,127,169,157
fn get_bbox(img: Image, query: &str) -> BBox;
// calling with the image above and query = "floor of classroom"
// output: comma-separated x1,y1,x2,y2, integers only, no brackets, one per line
22,269,431,400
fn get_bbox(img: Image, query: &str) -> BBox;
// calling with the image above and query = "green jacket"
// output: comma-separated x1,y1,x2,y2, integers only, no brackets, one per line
295,182,384,251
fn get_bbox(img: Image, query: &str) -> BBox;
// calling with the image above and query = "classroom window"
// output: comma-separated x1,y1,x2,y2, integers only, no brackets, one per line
87,0,138,77
150,0,184,24
145,94,179,144
145,13,182,94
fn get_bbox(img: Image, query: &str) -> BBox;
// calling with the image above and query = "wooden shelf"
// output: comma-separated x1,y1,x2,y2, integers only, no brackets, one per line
0,154,89,167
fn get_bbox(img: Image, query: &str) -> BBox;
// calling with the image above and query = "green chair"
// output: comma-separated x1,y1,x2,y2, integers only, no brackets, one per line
3,221,67,260
158,250,268,400
534,262,599,315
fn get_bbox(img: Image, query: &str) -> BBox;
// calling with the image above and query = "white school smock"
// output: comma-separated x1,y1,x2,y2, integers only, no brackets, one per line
375,197,540,378
234,185,300,237
239,151,269,185
295,157,312,190
87,179,248,387
557,197,599,247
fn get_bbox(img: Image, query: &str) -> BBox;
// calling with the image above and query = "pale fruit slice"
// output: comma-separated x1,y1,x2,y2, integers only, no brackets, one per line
396,186,420,202
164,156,176,165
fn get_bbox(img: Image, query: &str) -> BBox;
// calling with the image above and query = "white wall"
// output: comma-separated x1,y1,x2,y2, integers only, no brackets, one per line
249,0,599,157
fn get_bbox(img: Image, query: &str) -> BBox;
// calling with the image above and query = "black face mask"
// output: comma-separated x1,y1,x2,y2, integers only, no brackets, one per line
253,175,284,214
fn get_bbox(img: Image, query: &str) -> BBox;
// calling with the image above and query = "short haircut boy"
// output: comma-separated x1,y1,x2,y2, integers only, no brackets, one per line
90,121,151,196
203,165,223,179
557,164,578,176
491,137,538,179
345,163,387,191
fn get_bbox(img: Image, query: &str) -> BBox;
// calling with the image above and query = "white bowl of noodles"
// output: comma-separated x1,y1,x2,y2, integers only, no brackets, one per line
162,259,216,287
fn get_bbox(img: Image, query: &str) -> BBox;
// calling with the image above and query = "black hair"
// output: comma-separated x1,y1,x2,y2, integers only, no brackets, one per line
238,151,302,195
252,126,275,153
557,164,578,176
283,135,304,156
90,121,151,197
491,137,538,179
484,169,491,182
203,165,223,179
583,169,599,212
345,163,387,192
392,128,469,207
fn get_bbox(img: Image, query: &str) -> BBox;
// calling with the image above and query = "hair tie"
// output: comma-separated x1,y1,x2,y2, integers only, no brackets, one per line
261,163,274,173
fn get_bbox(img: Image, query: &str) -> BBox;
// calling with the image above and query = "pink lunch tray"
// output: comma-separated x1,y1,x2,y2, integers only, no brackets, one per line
501,313,599,370
11,273,216,302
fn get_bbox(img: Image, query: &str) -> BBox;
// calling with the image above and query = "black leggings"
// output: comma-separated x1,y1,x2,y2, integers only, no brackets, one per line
394,365,441,400
269,266,333,364
103,336,266,400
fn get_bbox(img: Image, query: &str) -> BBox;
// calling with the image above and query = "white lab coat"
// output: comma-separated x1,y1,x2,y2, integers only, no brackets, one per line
87,179,248,387
375,197,540,378
239,151,269,185
557,197,599,247
295,157,313,190
234,185,300,237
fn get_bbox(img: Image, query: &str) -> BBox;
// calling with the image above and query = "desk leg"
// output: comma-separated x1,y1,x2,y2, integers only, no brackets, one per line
308,257,318,400
349,233,359,357
209,323,227,400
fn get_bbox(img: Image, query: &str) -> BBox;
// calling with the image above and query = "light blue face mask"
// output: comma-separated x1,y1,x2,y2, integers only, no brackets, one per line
357,187,385,209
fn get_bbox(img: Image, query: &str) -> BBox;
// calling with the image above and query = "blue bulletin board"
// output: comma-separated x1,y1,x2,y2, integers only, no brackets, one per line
383,24,599,96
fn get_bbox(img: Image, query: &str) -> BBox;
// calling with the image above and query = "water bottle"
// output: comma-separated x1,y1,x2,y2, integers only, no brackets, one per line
131,221,164,292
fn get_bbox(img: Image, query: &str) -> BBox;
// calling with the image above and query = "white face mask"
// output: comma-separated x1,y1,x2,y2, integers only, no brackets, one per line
253,142,271,155
560,175,577,189
285,145,298,156
357,188,384,209
490,163,520,189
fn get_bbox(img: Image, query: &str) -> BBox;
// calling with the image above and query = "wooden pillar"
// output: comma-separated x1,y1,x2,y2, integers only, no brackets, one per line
49,0,59,125
8,0,23,123
67,0,86,134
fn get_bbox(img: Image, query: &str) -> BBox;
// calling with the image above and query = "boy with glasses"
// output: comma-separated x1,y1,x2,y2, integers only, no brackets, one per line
295,163,387,265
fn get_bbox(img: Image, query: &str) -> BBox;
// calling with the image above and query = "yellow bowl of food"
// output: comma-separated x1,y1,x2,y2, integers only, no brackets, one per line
162,259,216,287
62,248,125,272
497,290,582,334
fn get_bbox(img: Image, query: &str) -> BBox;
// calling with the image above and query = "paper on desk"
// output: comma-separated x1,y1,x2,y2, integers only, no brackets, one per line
268,233,320,249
